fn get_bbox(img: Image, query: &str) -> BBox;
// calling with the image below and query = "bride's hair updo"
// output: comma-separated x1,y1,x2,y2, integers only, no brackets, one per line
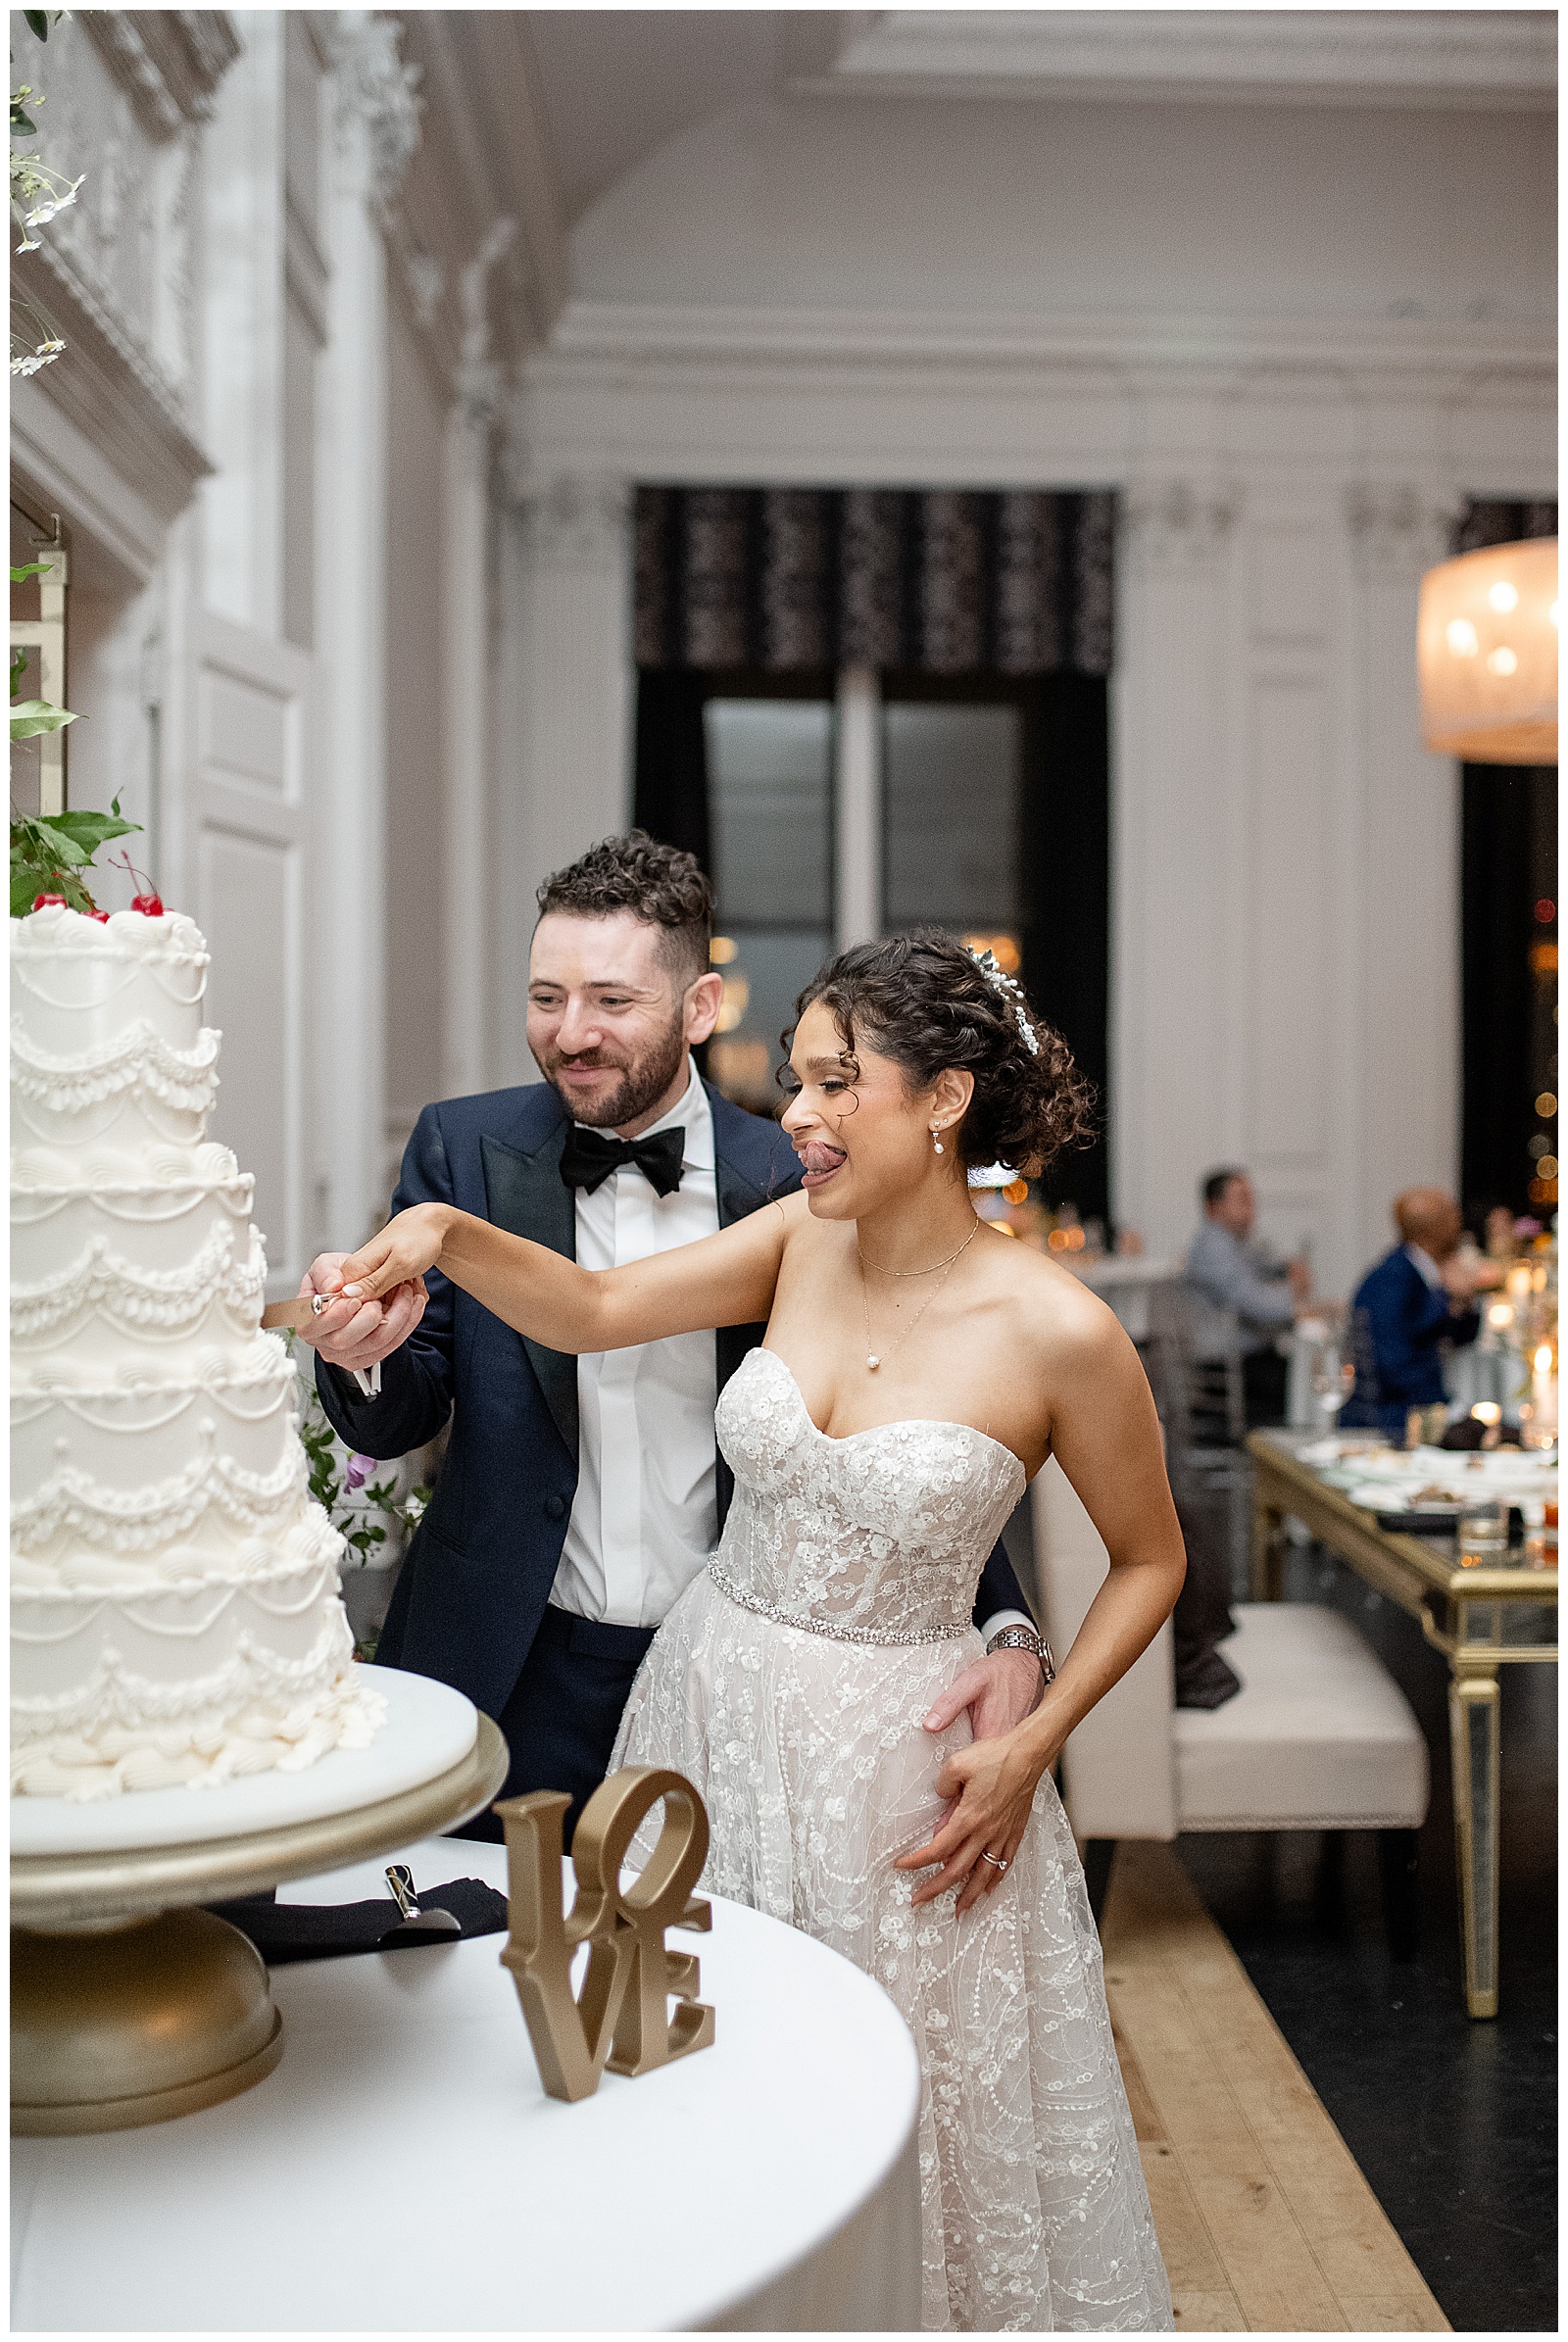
789,930,1096,1173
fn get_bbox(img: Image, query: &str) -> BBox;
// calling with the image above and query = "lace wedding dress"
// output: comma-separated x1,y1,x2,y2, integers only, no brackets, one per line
612,1346,1172,2332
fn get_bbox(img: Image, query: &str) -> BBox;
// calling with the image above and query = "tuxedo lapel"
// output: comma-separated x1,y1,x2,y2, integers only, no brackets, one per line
480,1123,578,1462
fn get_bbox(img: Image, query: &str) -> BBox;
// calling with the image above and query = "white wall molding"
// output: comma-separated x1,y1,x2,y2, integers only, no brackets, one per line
1122,481,1242,579
78,9,240,137
1344,483,1459,581
11,242,212,539
329,11,422,213
492,467,634,1082
314,24,395,1241
513,469,632,566
534,298,1555,396
808,10,1557,112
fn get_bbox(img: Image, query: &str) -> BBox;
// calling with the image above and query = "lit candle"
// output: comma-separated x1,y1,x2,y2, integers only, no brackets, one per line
1531,1344,1558,1441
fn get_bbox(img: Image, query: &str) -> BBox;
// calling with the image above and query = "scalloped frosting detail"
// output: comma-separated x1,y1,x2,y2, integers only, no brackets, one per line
11,1217,265,1345
11,1509,343,1597
13,1358,294,1439
12,1141,251,1222
12,1434,307,1555
10,1016,220,1118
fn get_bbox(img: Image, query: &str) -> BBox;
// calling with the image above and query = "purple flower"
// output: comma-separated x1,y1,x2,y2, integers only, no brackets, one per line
344,1453,374,1493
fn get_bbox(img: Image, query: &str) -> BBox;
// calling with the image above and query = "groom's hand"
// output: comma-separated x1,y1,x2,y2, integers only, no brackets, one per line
922,1649,1043,1746
290,1250,428,1372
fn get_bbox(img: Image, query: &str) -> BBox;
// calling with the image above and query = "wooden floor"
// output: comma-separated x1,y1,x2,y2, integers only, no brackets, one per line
1101,1841,1449,2333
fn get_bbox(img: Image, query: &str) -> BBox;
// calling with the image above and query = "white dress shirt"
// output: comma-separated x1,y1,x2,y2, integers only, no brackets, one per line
1404,1244,1446,1293
551,1066,720,1629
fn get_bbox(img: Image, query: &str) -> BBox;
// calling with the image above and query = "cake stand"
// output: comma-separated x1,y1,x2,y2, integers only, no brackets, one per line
11,1669,509,2136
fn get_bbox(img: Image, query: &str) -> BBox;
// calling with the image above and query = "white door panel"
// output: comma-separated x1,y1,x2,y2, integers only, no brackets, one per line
190,612,313,1297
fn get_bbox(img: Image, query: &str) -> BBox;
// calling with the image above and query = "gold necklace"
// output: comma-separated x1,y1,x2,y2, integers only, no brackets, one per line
858,1216,981,1372
858,1214,982,1278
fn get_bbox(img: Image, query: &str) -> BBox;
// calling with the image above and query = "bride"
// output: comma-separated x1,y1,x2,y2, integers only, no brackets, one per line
335,932,1183,2332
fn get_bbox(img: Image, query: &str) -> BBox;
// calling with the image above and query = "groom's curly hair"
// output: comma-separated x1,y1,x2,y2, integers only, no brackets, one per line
789,931,1096,1175
535,831,713,986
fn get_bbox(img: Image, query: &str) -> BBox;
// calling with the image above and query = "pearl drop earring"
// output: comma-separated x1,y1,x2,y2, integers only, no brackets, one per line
931,1126,945,1155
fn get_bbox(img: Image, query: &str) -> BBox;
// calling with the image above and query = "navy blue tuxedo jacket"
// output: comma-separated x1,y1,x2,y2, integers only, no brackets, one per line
316,1078,1030,1720
1341,1244,1478,1435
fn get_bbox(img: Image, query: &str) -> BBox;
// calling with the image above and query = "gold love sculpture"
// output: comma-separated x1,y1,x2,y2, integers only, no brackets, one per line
495,1766,715,2103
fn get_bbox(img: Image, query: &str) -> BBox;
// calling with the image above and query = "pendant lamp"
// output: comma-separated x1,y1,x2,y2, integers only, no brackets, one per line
1417,537,1558,764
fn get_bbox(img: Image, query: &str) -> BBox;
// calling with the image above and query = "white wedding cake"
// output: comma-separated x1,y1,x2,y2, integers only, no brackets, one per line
11,901,384,1799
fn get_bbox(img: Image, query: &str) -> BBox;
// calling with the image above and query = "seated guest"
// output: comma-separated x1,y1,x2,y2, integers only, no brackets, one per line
1185,1167,1308,1427
1341,1188,1485,1436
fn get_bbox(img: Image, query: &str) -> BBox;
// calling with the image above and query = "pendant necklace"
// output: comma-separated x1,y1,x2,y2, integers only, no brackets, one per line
858,1214,981,1372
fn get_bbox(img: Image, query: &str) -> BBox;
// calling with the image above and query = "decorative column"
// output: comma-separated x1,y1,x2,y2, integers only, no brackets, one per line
442,219,515,1099
1345,483,1460,1268
1112,479,1240,1255
493,465,633,1082
318,12,419,1238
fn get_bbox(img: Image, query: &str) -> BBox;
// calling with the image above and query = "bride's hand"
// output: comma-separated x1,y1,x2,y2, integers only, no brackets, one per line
335,1204,455,1303
894,1717,1062,1916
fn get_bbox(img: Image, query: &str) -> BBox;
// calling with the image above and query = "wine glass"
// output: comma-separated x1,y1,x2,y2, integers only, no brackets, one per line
1311,1349,1355,1424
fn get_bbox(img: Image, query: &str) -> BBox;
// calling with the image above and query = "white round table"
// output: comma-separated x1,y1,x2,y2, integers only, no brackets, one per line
11,1835,923,2332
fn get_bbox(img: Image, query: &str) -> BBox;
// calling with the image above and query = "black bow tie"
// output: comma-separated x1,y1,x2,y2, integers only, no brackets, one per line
559,1123,686,1199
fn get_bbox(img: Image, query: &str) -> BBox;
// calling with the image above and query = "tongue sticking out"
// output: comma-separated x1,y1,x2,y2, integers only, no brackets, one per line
799,1142,847,1179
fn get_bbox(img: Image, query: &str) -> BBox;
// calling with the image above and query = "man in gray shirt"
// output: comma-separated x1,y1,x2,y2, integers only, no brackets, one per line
1185,1166,1309,1424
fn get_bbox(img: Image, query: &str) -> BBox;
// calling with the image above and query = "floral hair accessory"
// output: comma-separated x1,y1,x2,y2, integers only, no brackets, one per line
966,947,1041,1057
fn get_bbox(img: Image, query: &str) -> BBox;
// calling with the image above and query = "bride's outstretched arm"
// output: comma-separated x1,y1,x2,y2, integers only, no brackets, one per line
331,1193,798,1353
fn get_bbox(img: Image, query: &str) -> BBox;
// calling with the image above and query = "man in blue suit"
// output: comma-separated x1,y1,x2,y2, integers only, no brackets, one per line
1341,1188,1487,1437
296,834,1044,1838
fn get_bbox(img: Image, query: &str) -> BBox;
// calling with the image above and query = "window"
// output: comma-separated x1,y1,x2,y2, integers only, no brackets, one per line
884,698,1022,963
705,696,833,1112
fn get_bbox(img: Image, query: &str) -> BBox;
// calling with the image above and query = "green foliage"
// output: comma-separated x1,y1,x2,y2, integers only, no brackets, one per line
10,797,139,917
9,697,77,739
288,1335,431,1571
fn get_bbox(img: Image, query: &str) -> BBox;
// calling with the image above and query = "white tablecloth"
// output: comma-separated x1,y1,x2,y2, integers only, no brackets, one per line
11,1836,923,2333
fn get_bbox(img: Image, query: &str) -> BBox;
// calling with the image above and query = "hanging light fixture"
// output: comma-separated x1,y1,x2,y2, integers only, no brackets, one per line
1417,537,1558,764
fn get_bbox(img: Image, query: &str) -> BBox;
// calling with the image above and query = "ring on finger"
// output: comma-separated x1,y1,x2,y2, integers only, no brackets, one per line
980,1850,1008,1874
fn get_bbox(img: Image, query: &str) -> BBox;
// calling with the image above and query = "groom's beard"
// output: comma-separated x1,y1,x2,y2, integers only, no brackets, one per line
542,1016,687,1133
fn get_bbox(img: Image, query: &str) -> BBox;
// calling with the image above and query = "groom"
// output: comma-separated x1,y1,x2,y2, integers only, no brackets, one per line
297,832,1044,1837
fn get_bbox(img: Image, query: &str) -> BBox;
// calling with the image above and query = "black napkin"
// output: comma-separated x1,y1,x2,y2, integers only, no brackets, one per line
206,1878,509,1966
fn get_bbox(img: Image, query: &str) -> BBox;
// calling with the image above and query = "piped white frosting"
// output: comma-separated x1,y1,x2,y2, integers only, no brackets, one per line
10,904,382,1799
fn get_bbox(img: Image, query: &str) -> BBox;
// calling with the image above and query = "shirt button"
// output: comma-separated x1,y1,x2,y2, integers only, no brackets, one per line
543,1494,566,1521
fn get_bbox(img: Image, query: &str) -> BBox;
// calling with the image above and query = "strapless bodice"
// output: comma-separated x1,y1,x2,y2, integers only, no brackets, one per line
710,1345,1026,1642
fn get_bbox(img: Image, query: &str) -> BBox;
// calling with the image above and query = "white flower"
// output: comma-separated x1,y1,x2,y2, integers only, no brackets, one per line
24,181,81,228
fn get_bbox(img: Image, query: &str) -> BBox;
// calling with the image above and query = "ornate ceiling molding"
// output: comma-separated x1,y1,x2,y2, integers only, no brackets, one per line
530,298,1555,405
77,10,240,138
806,10,1556,111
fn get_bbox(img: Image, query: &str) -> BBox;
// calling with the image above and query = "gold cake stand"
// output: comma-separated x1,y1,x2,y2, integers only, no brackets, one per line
12,1714,509,2136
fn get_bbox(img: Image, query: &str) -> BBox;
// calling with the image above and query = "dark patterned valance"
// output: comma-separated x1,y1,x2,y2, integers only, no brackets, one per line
1452,497,1557,555
634,486,1115,676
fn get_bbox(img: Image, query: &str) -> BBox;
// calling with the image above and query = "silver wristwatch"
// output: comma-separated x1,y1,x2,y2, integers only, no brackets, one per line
986,1624,1056,1686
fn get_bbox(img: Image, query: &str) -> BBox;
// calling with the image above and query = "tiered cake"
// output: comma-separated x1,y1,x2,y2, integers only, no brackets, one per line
11,902,383,1799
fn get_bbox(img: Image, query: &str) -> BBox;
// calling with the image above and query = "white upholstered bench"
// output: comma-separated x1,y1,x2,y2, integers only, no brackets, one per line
1031,1456,1430,1949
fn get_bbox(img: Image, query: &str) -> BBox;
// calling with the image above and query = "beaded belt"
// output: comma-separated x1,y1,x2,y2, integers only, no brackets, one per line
708,1564,970,1647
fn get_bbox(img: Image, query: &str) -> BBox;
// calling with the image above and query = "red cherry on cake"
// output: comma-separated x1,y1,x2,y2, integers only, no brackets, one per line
31,894,67,909
130,892,165,916
86,909,110,922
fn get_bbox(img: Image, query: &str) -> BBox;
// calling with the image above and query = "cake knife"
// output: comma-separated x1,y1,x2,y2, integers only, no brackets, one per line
261,1293,344,1331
